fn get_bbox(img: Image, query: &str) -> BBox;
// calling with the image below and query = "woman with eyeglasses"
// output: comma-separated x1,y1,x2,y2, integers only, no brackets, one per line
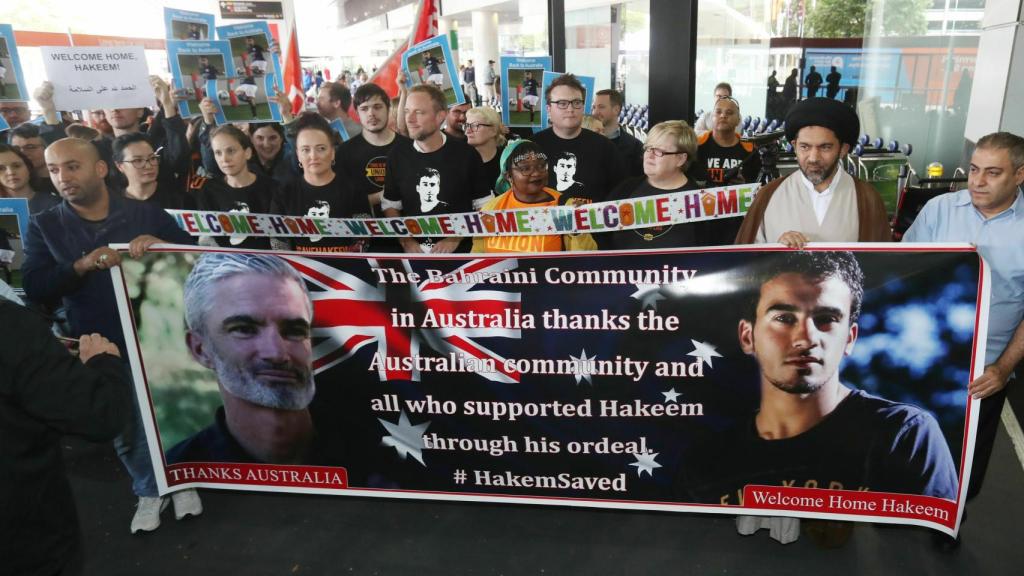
195,125,276,249
473,140,594,253
270,112,371,253
464,107,507,195
112,133,195,210
0,143,60,214
597,120,700,250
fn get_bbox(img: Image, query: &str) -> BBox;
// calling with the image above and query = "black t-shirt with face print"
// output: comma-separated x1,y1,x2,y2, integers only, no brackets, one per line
271,172,372,253
383,136,491,251
195,174,276,249
533,127,625,204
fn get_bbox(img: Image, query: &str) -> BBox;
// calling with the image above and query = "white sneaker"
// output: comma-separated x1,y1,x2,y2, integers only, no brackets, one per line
171,489,203,520
130,496,168,534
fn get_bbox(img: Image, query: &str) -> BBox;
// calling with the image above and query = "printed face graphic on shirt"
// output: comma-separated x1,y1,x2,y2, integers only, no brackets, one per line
306,201,330,242
416,171,442,212
228,202,251,245
553,155,578,192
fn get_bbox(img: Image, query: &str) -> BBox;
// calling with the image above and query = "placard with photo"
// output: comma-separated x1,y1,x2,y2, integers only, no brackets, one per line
215,21,285,123
401,35,465,109
0,24,30,103
0,198,30,290
538,71,596,132
166,40,234,123
500,56,550,129
164,7,215,41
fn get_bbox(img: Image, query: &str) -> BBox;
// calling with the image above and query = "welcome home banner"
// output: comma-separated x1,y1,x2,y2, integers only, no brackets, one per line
113,244,984,536
167,183,759,238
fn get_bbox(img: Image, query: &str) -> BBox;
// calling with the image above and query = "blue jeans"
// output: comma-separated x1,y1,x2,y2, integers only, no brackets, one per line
112,367,159,498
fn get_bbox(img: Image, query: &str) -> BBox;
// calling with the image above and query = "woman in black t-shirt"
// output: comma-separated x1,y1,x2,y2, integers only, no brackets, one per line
111,133,195,211
196,125,275,249
465,106,506,196
270,113,371,253
599,120,701,250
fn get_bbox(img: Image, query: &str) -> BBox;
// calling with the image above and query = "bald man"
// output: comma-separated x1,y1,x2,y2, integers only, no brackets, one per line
689,97,760,245
22,137,198,533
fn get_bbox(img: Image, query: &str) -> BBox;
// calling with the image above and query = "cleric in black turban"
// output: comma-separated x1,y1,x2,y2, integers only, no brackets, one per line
784,97,860,147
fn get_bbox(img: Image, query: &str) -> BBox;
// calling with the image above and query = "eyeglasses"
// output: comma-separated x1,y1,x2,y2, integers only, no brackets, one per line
549,99,585,110
464,122,493,132
511,162,548,174
119,155,160,169
643,146,684,158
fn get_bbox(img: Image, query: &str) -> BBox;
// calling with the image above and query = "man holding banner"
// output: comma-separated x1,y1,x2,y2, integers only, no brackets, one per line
904,131,1024,549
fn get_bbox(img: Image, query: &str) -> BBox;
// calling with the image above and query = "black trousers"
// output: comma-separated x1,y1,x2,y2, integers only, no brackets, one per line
966,381,1012,500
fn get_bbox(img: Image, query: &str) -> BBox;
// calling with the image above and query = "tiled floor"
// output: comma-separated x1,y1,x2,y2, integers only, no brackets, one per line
65,419,1024,575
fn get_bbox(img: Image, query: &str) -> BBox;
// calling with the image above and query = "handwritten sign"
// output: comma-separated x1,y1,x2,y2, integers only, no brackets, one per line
41,46,152,110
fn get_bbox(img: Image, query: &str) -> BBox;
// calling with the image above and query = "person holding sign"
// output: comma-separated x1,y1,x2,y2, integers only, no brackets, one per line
597,120,700,250
270,113,371,253
382,84,493,253
734,98,890,246
472,140,593,253
22,138,200,534
196,123,276,250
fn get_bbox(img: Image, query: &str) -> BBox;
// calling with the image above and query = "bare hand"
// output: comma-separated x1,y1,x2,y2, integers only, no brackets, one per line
969,364,1011,400
199,97,218,124
150,75,171,103
396,69,408,93
429,237,462,254
777,231,809,249
273,88,293,121
399,237,425,254
33,81,56,112
79,333,121,362
128,235,163,259
74,246,122,276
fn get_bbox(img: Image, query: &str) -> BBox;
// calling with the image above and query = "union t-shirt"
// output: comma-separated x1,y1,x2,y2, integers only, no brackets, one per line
475,188,564,253
689,133,761,246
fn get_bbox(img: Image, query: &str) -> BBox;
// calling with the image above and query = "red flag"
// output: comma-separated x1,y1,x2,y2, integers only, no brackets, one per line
363,0,440,101
282,24,305,115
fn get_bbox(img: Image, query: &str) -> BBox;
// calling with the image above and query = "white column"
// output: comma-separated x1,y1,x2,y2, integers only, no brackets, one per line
964,0,1024,141
472,11,500,96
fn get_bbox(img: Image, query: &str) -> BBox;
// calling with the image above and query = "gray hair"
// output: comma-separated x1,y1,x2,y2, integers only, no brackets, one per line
183,253,312,334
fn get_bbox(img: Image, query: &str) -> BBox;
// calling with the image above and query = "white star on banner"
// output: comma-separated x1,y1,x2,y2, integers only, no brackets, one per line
687,339,723,369
378,410,431,466
662,388,682,403
630,284,665,310
569,348,597,385
630,452,662,477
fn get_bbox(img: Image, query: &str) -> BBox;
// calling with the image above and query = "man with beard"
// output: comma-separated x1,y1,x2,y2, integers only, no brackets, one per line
735,98,890,246
168,253,320,465
677,251,958,538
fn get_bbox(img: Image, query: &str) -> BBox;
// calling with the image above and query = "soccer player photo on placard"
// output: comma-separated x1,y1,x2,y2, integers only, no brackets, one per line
402,35,465,109
500,56,551,129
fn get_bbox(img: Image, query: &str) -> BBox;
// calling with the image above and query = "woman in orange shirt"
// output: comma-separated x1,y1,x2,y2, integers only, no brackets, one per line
473,140,594,253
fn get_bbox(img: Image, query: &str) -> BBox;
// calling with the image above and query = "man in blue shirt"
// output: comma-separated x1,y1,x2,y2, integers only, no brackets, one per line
23,137,201,535
904,131,1024,517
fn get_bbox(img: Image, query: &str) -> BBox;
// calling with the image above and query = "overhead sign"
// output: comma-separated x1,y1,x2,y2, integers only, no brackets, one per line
219,1,285,20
